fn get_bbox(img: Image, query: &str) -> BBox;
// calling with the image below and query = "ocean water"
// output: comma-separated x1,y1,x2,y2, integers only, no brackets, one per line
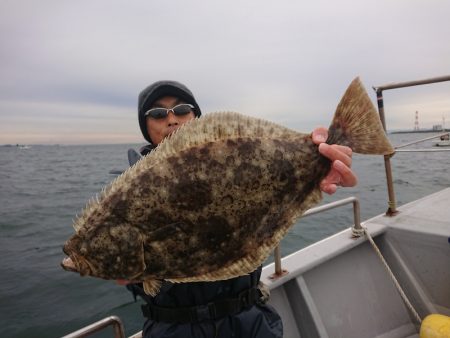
0,133,448,338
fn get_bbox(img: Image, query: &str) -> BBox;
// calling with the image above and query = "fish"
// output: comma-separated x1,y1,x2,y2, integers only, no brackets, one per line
61,77,394,296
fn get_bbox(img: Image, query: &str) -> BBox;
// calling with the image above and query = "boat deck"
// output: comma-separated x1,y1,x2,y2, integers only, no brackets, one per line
261,187,450,338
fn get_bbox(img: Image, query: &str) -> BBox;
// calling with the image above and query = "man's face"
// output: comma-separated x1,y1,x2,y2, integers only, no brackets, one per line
146,96,196,145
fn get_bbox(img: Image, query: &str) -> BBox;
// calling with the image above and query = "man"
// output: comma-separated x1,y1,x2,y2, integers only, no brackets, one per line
122,80,356,338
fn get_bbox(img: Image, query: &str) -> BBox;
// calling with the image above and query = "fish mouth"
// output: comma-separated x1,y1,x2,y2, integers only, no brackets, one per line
61,254,93,276
61,257,78,272
62,239,94,276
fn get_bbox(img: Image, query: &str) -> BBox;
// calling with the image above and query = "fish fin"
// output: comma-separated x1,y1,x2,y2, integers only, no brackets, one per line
72,220,80,233
152,111,302,162
328,77,394,155
143,279,162,296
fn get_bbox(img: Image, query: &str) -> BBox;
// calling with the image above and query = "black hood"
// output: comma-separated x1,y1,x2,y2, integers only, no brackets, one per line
138,80,202,144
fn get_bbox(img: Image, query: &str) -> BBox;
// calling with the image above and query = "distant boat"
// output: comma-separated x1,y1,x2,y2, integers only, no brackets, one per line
433,133,450,147
17,145,31,149
434,141,450,147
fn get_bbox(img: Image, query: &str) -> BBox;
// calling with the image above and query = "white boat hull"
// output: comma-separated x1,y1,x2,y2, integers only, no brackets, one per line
434,141,450,147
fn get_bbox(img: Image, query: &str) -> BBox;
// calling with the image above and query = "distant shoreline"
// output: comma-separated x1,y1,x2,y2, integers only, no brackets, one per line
389,129,449,134
1,142,145,147
2,130,449,146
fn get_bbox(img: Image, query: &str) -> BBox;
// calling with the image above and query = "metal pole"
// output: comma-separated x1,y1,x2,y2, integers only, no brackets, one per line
352,199,361,231
396,148,450,153
375,89,398,216
270,245,288,279
274,246,282,275
383,155,398,216
375,89,387,130
269,197,362,280
373,74,450,91
61,316,125,338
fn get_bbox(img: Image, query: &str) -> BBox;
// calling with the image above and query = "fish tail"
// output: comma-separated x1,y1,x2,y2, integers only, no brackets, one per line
143,279,162,296
327,77,394,155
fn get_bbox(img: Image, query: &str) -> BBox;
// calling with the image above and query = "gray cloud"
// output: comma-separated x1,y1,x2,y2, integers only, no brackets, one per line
1,0,450,144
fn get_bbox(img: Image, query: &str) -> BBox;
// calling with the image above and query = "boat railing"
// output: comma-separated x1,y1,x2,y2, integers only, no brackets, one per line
270,74,450,278
373,74,450,215
271,196,361,278
61,315,125,338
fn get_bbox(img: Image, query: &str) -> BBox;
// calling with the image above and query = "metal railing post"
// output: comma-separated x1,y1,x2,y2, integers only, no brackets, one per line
383,154,398,216
375,89,398,216
373,74,450,216
269,197,362,279
352,198,361,231
273,245,287,277
61,316,125,338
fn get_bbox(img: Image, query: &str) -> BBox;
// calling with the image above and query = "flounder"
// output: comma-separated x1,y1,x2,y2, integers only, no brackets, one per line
61,78,394,295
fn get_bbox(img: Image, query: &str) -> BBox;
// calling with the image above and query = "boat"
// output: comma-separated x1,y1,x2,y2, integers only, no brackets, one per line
260,188,450,338
434,115,449,146
63,75,450,338
435,140,450,147
434,133,450,147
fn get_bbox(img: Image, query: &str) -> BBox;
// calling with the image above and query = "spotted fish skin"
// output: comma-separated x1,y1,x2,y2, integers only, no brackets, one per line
129,136,326,280
62,77,394,295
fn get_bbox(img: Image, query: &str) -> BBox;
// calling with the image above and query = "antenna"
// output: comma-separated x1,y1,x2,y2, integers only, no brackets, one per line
414,111,419,131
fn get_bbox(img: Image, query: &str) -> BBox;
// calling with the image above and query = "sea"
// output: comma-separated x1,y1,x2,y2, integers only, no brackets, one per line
1,133,449,338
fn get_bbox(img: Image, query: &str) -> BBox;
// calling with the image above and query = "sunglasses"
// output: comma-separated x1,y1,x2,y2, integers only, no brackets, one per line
144,103,194,119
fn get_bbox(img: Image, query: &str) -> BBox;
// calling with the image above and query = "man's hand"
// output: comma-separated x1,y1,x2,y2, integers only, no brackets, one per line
312,127,357,195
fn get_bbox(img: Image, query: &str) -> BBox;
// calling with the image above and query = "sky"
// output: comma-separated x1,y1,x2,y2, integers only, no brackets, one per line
1,0,450,145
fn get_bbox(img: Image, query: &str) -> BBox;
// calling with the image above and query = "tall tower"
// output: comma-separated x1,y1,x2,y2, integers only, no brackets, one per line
414,111,419,131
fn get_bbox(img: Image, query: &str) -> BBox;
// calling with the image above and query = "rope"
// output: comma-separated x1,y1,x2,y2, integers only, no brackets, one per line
351,227,365,238
352,226,422,324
